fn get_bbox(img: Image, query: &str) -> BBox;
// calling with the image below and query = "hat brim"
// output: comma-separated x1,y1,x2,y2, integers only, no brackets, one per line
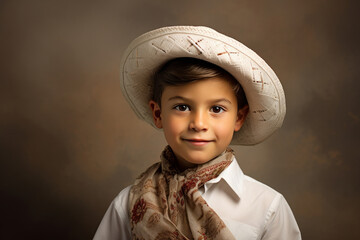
120,26,286,145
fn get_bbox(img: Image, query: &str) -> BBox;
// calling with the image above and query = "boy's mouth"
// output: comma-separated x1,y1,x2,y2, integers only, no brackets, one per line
181,138,214,146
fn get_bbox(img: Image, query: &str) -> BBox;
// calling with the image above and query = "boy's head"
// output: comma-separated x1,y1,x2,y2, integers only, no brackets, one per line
149,58,249,169
120,26,286,146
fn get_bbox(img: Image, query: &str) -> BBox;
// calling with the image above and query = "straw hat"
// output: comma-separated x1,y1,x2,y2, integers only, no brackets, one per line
120,26,286,145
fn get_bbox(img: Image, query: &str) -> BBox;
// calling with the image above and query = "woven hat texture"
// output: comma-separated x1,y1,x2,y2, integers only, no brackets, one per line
120,26,286,145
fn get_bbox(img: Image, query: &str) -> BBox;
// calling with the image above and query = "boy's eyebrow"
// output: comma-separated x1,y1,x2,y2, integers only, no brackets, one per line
167,96,189,102
212,98,232,104
167,96,233,104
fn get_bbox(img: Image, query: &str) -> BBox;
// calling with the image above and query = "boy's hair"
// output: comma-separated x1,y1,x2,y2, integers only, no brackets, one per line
153,57,248,109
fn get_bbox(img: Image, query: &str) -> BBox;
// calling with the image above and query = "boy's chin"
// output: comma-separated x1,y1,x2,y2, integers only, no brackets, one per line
173,151,224,170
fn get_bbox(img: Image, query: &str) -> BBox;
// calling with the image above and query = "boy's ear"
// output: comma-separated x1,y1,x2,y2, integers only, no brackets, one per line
149,100,163,129
234,105,249,132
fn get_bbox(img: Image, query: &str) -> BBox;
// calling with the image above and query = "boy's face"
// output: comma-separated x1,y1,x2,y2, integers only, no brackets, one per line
149,77,248,170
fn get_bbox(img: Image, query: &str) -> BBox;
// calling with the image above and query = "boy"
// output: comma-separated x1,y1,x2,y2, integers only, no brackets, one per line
94,26,301,239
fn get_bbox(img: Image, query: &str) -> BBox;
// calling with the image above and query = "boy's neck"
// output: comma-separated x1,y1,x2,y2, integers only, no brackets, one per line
174,149,228,172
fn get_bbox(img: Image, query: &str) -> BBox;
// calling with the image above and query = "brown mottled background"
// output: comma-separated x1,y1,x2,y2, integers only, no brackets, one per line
1,0,359,239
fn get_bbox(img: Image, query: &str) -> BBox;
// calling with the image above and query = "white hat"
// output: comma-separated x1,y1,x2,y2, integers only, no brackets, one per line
120,26,286,145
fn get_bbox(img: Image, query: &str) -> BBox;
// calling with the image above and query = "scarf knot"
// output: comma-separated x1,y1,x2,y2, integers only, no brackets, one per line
129,146,236,240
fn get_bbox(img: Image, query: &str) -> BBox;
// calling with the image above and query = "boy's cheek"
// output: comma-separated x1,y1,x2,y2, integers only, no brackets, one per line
216,126,235,140
165,120,184,136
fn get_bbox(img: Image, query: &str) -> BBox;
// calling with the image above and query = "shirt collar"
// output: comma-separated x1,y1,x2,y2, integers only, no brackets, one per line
203,157,244,199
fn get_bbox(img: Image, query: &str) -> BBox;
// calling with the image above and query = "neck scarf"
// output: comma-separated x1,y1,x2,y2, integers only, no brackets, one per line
128,146,236,240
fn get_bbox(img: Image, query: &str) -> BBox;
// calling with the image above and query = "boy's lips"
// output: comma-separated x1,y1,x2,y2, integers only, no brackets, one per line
181,138,214,146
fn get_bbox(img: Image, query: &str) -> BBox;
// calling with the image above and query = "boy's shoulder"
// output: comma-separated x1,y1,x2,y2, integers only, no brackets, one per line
221,158,282,200
242,173,283,206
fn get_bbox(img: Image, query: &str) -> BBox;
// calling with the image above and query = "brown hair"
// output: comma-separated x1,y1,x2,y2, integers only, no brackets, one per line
153,58,247,109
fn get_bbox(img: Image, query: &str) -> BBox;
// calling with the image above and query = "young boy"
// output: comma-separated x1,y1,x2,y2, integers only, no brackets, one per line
94,26,301,240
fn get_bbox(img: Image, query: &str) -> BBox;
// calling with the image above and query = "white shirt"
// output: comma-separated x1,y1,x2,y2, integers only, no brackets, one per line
94,159,301,240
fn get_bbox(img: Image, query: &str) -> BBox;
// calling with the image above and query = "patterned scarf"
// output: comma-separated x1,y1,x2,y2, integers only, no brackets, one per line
128,146,236,240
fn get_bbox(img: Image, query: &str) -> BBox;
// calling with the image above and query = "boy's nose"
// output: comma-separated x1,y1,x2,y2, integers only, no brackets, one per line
189,110,208,132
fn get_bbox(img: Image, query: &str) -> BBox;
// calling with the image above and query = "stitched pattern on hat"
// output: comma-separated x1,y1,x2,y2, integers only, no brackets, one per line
186,36,204,55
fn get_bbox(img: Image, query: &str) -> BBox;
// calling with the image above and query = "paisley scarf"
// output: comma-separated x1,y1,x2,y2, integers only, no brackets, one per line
128,146,236,240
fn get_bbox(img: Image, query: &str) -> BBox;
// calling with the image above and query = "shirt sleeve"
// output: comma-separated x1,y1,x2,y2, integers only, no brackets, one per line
261,194,301,240
93,186,132,240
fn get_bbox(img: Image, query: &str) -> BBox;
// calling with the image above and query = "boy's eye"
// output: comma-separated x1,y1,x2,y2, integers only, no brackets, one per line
174,105,190,111
210,106,225,113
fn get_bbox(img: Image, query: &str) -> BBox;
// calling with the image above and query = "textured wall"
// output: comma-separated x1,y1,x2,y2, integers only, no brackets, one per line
1,0,359,239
